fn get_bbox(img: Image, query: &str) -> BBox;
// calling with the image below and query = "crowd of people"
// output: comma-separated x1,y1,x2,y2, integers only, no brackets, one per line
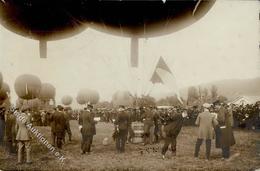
0,101,259,164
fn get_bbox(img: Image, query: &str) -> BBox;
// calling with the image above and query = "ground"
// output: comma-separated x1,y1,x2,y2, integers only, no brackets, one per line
0,120,259,171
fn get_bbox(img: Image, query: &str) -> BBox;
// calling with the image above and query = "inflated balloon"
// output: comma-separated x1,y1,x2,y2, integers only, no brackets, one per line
112,90,133,107
77,89,100,105
76,94,86,105
0,82,10,105
39,83,56,101
0,1,215,39
62,95,73,106
14,74,42,100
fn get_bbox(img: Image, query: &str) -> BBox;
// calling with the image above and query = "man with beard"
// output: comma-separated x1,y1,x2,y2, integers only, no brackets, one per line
79,104,96,154
161,107,187,159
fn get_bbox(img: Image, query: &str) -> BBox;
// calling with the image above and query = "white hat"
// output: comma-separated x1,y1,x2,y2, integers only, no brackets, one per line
203,103,211,109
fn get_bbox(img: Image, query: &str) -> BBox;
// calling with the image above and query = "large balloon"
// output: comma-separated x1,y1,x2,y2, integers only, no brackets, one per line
38,83,56,101
14,74,42,100
112,90,133,107
0,82,10,105
77,89,100,105
0,1,215,39
62,95,73,106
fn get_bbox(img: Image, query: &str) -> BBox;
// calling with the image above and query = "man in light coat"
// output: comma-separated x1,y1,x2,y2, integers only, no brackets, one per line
15,107,32,164
194,103,218,160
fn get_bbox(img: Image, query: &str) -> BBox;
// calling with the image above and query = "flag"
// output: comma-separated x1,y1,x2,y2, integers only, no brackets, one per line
150,57,183,104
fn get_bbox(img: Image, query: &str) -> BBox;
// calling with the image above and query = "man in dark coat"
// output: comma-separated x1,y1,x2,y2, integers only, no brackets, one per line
5,108,17,154
161,108,187,159
114,105,130,153
142,107,155,145
79,105,96,154
52,106,67,149
63,108,72,143
218,104,235,159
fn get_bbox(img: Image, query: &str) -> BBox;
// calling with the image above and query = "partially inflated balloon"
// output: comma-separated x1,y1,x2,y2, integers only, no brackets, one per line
39,83,56,101
112,90,133,107
14,74,42,100
62,95,73,106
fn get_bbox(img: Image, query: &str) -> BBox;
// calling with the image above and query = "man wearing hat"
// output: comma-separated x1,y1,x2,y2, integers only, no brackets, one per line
161,107,187,159
194,103,218,160
114,105,130,153
79,104,96,154
52,105,66,149
15,107,32,164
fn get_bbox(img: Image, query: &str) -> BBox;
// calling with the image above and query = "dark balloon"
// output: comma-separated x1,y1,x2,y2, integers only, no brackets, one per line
112,90,133,107
0,1,215,39
14,74,42,100
62,95,73,106
77,89,99,105
39,83,56,101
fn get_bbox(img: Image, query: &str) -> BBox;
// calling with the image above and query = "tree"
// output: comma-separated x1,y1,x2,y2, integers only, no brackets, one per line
157,95,183,106
187,86,199,106
211,85,218,102
134,95,156,107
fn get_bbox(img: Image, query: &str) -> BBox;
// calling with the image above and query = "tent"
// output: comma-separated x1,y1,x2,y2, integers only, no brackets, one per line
229,96,260,105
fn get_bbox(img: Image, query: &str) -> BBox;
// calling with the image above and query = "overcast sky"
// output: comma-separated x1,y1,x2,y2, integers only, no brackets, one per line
0,0,259,106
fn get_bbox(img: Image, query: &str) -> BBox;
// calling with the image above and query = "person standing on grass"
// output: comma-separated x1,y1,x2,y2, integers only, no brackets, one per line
194,103,218,160
53,105,67,149
63,108,72,143
79,104,95,154
142,107,155,145
161,108,187,159
15,107,32,164
218,104,235,160
114,105,130,153
5,108,17,155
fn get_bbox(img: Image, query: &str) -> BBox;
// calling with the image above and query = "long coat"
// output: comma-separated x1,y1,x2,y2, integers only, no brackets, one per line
79,110,95,136
163,112,184,138
16,112,31,141
219,108,235,147
114,111,130,131
195,110,218,140
52,111,67,138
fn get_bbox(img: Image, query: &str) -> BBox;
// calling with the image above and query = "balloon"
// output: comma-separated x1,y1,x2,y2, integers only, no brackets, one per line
0,1,215,39
39,83,56,101
77,89,100,105
112,90,133,107
14,74,42,100
0,82,10,105
62,95,73,106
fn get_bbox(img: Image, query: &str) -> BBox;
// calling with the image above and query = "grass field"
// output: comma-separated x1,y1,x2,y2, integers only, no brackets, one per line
0,120,259,171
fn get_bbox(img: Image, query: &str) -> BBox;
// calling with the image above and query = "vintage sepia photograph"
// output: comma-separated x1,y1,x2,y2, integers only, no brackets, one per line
0,0,259,170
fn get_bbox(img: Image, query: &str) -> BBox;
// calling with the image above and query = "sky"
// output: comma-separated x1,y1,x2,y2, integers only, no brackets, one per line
0,0,259,106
